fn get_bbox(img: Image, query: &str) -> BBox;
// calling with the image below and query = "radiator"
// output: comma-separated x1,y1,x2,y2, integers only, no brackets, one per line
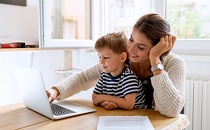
185,79,210,130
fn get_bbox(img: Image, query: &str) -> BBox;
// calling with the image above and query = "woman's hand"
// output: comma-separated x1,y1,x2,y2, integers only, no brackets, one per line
149,34,176,75
46,87,60,103
150,34,176,59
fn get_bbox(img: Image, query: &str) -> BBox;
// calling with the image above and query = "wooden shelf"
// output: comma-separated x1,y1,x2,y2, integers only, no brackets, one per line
0,48,74,52
0,48,40,52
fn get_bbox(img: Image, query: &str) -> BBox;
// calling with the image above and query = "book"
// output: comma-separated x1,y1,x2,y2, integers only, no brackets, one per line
0,42,25,48
0,37,38,49
25,45,39,48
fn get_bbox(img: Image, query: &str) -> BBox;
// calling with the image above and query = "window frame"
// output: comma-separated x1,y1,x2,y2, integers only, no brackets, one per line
98,0,210,55
161,0,210,55
39,0,210,54
39,0,95,49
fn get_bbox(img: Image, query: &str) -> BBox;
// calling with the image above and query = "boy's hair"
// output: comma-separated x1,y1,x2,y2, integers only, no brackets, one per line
94,31,128,54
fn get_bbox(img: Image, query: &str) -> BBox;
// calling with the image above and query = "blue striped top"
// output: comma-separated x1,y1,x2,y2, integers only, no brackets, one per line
94,64,145,108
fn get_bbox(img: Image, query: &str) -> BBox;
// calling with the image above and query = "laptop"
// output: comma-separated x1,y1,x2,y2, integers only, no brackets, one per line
13,65,96,120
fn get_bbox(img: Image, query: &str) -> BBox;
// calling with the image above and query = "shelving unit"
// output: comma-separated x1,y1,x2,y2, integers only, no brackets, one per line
0,48,39,52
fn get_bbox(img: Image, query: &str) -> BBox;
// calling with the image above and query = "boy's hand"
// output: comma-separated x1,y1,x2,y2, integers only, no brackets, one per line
100,101,118,109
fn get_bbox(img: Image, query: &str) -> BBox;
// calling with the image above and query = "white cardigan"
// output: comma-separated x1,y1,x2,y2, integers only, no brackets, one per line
53,52,186,117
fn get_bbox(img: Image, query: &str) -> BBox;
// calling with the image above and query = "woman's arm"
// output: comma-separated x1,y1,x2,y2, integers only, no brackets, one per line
151,53,186,117
51,64,102,100
149,35,186,117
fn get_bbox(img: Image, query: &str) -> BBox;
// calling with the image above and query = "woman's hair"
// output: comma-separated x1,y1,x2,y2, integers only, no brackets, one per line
134,13,171,59
94,31,128,55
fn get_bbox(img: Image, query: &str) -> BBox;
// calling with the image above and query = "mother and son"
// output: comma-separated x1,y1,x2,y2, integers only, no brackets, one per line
47,13,186,118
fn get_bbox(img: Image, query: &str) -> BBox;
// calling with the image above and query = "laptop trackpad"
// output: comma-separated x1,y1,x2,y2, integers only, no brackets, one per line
53,100,96,113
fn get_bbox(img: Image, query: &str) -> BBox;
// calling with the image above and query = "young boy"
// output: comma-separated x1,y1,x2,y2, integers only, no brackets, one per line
92,31,145,110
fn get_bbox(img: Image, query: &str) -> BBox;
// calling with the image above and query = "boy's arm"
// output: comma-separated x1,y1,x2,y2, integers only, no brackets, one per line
92,92,99,105
93,92,118,109
92,93,136,110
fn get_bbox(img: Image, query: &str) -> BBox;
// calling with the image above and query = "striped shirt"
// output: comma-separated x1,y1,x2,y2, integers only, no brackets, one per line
93,64,145,108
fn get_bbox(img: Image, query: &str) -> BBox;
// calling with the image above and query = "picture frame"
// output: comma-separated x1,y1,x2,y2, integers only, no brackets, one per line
0,0,26,6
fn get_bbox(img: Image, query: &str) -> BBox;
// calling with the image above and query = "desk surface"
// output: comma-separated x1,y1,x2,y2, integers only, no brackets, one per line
0,98,190,130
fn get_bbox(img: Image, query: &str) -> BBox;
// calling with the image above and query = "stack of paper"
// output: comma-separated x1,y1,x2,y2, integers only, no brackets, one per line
97,116,154,130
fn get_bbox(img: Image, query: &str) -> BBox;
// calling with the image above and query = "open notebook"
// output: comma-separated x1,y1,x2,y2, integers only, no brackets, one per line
13,65,96,120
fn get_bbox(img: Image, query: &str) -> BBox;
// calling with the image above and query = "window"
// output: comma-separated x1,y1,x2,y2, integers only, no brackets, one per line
167,0,210,39
102,0,155,37
39,0,210,54
166,0,210,55
101,0,210,55
51,0,91,40
102,0,210,39
39,0,94,48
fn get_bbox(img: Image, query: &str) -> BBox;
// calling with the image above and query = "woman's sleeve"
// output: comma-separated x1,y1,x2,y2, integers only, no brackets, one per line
53,64,102,100
151,54,186,117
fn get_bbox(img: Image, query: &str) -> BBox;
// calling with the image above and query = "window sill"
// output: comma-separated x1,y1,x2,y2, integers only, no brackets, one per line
172,39,210,56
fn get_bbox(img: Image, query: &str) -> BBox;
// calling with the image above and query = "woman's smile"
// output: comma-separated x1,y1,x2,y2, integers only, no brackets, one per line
130,53,139,58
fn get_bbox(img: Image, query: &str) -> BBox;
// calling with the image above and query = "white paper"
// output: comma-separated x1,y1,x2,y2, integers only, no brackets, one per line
97,116,155,130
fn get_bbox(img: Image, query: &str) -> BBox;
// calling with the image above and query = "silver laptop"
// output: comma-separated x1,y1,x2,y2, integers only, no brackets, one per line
13,65,96,120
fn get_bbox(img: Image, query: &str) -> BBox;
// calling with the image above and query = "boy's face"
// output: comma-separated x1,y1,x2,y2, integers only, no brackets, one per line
97,47,125,77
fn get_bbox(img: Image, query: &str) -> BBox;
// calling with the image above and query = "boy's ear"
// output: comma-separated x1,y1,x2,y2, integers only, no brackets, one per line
120,52,127,62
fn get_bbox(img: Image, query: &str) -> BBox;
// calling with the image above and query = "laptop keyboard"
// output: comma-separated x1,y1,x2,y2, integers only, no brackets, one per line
50,103,76,116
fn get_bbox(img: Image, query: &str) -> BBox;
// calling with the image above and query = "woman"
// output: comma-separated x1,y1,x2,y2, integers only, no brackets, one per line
47,13,186,117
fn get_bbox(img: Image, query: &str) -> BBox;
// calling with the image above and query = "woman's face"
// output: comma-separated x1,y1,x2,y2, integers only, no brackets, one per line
127,29,153,63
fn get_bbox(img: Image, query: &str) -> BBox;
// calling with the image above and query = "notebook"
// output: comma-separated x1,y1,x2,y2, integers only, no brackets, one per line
13,65,96,120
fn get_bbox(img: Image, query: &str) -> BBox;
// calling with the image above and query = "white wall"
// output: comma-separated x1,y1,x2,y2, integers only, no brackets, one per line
0,1,64,106
0,1,39,44
179,55,210,81
0,50,62,105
